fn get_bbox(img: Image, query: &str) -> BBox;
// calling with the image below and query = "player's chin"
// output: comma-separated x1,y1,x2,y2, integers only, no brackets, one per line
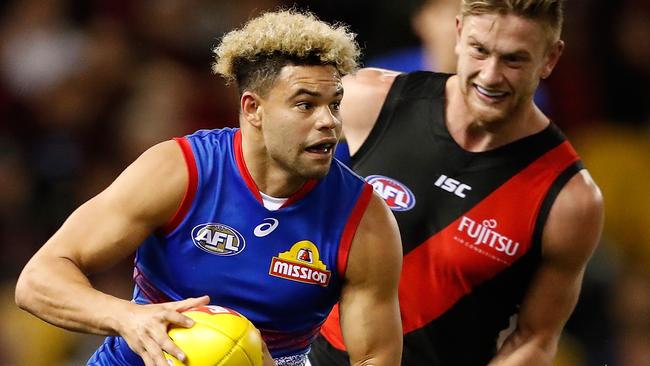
299,161,332,180
469,102,510,124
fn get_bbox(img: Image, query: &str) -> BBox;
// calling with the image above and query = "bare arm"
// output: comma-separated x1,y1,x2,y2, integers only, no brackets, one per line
341,68,400,155
488,170,604,365
15,140,209,366
339,193,403,366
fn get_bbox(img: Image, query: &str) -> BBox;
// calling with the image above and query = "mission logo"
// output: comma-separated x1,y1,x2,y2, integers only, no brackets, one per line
269,240,331,286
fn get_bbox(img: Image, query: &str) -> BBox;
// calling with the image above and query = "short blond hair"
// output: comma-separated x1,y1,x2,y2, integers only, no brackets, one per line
461,0,564,41
212,10,360,96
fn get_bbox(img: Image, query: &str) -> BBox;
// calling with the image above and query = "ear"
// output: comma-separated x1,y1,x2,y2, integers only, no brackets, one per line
540,39,564,79
411,5,427,37
241,91,263,128
454,15,463,56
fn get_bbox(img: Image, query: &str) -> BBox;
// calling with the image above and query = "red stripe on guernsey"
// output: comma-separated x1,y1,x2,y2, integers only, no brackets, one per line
399,141,579,333
234,129,319,207
133,266,173,303
321,304,345,350
260,325,322,355
281,179,318,208
161,137,198,235
321,141,579,350
234,130,263,203
337,183,374,277
320,183,374,351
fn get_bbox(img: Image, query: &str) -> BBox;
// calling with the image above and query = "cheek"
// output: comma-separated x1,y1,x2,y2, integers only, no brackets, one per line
511,72,538,94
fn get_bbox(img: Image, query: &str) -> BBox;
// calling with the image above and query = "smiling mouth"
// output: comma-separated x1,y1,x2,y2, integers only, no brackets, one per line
474,84,508,99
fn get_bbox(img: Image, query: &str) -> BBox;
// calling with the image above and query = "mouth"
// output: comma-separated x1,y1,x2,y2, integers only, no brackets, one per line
473,84,508,102
305,140,337,155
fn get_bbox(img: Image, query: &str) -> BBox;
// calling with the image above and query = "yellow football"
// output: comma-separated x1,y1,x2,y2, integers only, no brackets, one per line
164,305,263,366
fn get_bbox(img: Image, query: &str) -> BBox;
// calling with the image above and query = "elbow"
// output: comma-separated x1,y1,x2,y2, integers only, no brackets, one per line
15,266,38,312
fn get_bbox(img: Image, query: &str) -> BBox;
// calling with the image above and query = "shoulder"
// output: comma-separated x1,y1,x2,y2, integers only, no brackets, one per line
340,69,402,154
542,169,604,265
85,139,190,231
354,192,402,260
343,68,401,97
129,139,187,179
184,128,237,146
181,128,239,162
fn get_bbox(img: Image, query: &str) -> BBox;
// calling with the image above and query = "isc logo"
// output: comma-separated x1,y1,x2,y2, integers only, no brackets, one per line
434,174,472,198
191,223,246,256
366,175,416,211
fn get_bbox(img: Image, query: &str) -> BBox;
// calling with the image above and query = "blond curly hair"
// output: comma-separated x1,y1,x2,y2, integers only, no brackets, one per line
212,10,360,96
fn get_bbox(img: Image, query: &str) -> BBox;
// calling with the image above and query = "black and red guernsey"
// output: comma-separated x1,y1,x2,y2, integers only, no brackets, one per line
310,72,583,365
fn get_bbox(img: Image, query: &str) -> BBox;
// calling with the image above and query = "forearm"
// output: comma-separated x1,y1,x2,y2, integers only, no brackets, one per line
15,255,132,335
488,330,558,366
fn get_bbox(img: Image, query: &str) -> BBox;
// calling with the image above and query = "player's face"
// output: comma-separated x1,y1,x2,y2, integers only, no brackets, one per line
259,65,343,179
454,13,562,124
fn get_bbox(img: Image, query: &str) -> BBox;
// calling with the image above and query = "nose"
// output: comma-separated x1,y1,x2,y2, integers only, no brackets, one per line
478,56,503,86
315,105,340,131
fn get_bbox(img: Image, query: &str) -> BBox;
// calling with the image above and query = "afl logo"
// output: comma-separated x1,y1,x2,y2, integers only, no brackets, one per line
191,223,246,256
366,175,416,211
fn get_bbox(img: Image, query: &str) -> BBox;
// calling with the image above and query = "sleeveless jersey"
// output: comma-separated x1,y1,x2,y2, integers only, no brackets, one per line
314,72,583,365
87,128,373,366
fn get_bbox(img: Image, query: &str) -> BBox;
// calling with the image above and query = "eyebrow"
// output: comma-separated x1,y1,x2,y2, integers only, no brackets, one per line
467,36,532,59
288,87,343,100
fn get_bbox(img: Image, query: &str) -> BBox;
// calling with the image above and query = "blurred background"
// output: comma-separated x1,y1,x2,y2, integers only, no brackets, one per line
0,0,648,364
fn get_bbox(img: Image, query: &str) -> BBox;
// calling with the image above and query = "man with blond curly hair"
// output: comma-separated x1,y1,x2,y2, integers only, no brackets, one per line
15,10,403,366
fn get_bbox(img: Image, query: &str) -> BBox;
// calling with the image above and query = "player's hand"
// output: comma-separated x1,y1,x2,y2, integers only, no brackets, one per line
118,295,210,366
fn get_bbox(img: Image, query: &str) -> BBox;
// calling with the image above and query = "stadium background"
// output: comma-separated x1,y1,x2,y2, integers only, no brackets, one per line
0,0,648,364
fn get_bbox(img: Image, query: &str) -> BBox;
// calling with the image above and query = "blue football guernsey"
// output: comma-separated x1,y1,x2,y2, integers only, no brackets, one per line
88,128,373,366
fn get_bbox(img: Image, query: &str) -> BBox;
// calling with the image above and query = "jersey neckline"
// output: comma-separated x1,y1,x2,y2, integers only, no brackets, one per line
233,129,318,210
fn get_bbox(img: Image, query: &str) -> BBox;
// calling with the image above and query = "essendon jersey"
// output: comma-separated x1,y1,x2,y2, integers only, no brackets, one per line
314,72,583,365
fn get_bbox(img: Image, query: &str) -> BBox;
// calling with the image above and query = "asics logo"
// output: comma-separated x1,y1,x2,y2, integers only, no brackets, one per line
254,218,279,237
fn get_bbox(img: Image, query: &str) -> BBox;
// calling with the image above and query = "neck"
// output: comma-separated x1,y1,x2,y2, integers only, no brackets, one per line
445,76,548,152
240,128,307,198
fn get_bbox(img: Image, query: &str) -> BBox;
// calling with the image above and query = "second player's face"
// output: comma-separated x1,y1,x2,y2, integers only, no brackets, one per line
454,13,559,124
260,65,343,180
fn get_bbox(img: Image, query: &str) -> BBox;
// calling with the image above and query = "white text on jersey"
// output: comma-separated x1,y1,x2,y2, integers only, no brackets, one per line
434,174,472,198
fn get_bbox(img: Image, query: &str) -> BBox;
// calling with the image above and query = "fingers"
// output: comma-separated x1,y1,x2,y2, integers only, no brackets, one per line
141,332,174,366
151,324,187,363
164,309,195,328
128,332,170,366
173,295,211,312
121,297,211,365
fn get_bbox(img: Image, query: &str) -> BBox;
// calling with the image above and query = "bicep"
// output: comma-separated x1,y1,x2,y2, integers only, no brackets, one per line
516,170,604,339
339,193,403,364
34,140,188,274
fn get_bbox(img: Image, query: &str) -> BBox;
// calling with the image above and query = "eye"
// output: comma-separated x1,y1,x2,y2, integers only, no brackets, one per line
296,102,312,110
470,44,488,59
330,101,341,111
503,54,527,67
